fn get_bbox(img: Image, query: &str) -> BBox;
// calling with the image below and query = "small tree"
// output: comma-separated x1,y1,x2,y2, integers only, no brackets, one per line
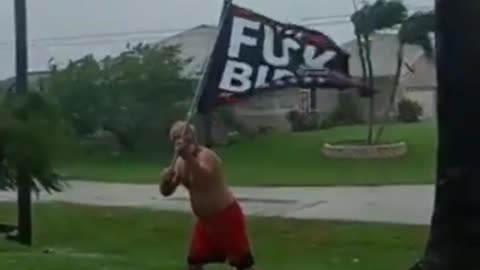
0,91,65,244
0,92,64,191
375,10,435,142
350,0,407,144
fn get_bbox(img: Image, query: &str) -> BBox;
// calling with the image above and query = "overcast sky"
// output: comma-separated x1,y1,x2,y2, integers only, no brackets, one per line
0,0,433,79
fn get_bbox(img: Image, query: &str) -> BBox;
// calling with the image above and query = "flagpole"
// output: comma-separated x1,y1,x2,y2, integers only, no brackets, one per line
167,0,232,167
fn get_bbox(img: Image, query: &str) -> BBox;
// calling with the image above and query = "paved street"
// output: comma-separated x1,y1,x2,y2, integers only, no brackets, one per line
0,181,434,225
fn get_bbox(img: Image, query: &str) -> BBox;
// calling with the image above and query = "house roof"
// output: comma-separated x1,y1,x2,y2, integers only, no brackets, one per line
157,24,217,46
0,69,51,90
157,25,218,78
342,33,427,78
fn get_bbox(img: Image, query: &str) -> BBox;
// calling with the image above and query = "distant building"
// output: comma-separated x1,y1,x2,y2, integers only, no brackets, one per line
161,28,437,126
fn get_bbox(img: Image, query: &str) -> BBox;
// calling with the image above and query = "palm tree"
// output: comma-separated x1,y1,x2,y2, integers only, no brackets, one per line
0,92,65,244
375,11,435,143
350,0,407,144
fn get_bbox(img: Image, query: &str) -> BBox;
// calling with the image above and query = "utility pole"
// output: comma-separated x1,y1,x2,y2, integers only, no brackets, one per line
411,0,480,269
14,0,32,246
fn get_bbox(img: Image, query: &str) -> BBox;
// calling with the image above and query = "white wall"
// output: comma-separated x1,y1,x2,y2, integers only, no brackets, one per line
158,26,217,78
233,88,339,132
399,55,437,119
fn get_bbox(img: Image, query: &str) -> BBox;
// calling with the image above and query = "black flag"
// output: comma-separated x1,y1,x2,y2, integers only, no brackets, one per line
197,4,367,114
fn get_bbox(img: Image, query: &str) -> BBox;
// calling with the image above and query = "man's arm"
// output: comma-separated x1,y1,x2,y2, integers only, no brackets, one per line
159,167,180,197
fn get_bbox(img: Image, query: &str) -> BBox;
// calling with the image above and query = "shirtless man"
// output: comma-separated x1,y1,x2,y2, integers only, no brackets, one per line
160,121,255,270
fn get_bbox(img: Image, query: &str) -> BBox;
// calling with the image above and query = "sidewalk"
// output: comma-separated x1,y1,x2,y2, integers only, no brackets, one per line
0,181,434,225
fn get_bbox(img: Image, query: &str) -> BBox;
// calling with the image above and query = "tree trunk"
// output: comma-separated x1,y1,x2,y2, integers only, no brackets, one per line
411,0,480,269
375,44,404,143
354,33,368,86
364,35,375,145
310,88,317,113
354,32,370,143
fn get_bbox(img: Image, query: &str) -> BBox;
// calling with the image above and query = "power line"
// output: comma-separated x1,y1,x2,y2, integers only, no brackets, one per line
302,4,433,22
0,27,189,47
0,31,187,50
29,36,174,48
0,19,354,50
0,4,434,51
0,3,434,49
302,14,351,22
303,19,351,27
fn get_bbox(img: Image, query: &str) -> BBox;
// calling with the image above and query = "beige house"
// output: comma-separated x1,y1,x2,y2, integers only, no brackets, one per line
230,88,339,132
158,25,341,132
342,33,437,120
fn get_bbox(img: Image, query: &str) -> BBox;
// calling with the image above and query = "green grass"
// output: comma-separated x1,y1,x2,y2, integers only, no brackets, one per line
57,122,437,186
0,203,427,270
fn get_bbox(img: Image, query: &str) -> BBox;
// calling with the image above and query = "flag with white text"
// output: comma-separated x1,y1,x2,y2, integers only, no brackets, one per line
197,4,367,114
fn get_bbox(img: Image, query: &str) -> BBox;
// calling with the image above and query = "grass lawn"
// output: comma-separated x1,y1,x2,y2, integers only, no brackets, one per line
57,122,436,186
0,203,427,270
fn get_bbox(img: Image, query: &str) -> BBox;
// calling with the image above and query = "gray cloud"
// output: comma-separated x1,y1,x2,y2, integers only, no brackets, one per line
0,0,432,79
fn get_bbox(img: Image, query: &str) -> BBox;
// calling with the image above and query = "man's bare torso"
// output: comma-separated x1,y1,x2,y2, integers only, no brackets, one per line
175,146,235,218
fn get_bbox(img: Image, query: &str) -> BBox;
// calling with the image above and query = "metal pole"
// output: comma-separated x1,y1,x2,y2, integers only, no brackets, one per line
167,0,232,165
203,0,233,148
14,0,32,246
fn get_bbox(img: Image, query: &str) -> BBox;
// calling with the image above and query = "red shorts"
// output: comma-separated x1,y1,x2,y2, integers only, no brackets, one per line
187,201,254,269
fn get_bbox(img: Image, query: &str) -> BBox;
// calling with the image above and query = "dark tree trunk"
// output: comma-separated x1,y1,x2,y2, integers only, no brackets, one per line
354,33,368,84
412,0,480,269
310,88,317,112
364,36,375,145
375,45,404,143
17,171,32,246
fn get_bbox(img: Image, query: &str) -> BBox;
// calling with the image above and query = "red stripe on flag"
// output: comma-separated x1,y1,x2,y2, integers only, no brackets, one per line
233,8,256,20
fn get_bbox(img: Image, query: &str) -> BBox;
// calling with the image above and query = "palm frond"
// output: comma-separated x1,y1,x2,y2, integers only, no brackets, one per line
399,11,435,59
351,0,407,35
0,92,66,193
371,0,408,30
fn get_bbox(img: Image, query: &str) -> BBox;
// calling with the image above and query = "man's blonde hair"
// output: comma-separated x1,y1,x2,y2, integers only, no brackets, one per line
169,121,196,141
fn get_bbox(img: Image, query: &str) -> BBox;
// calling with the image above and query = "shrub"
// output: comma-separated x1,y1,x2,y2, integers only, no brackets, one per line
286,110,319,132
397,99,423,123
320,93,364,129
216,106,242,132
